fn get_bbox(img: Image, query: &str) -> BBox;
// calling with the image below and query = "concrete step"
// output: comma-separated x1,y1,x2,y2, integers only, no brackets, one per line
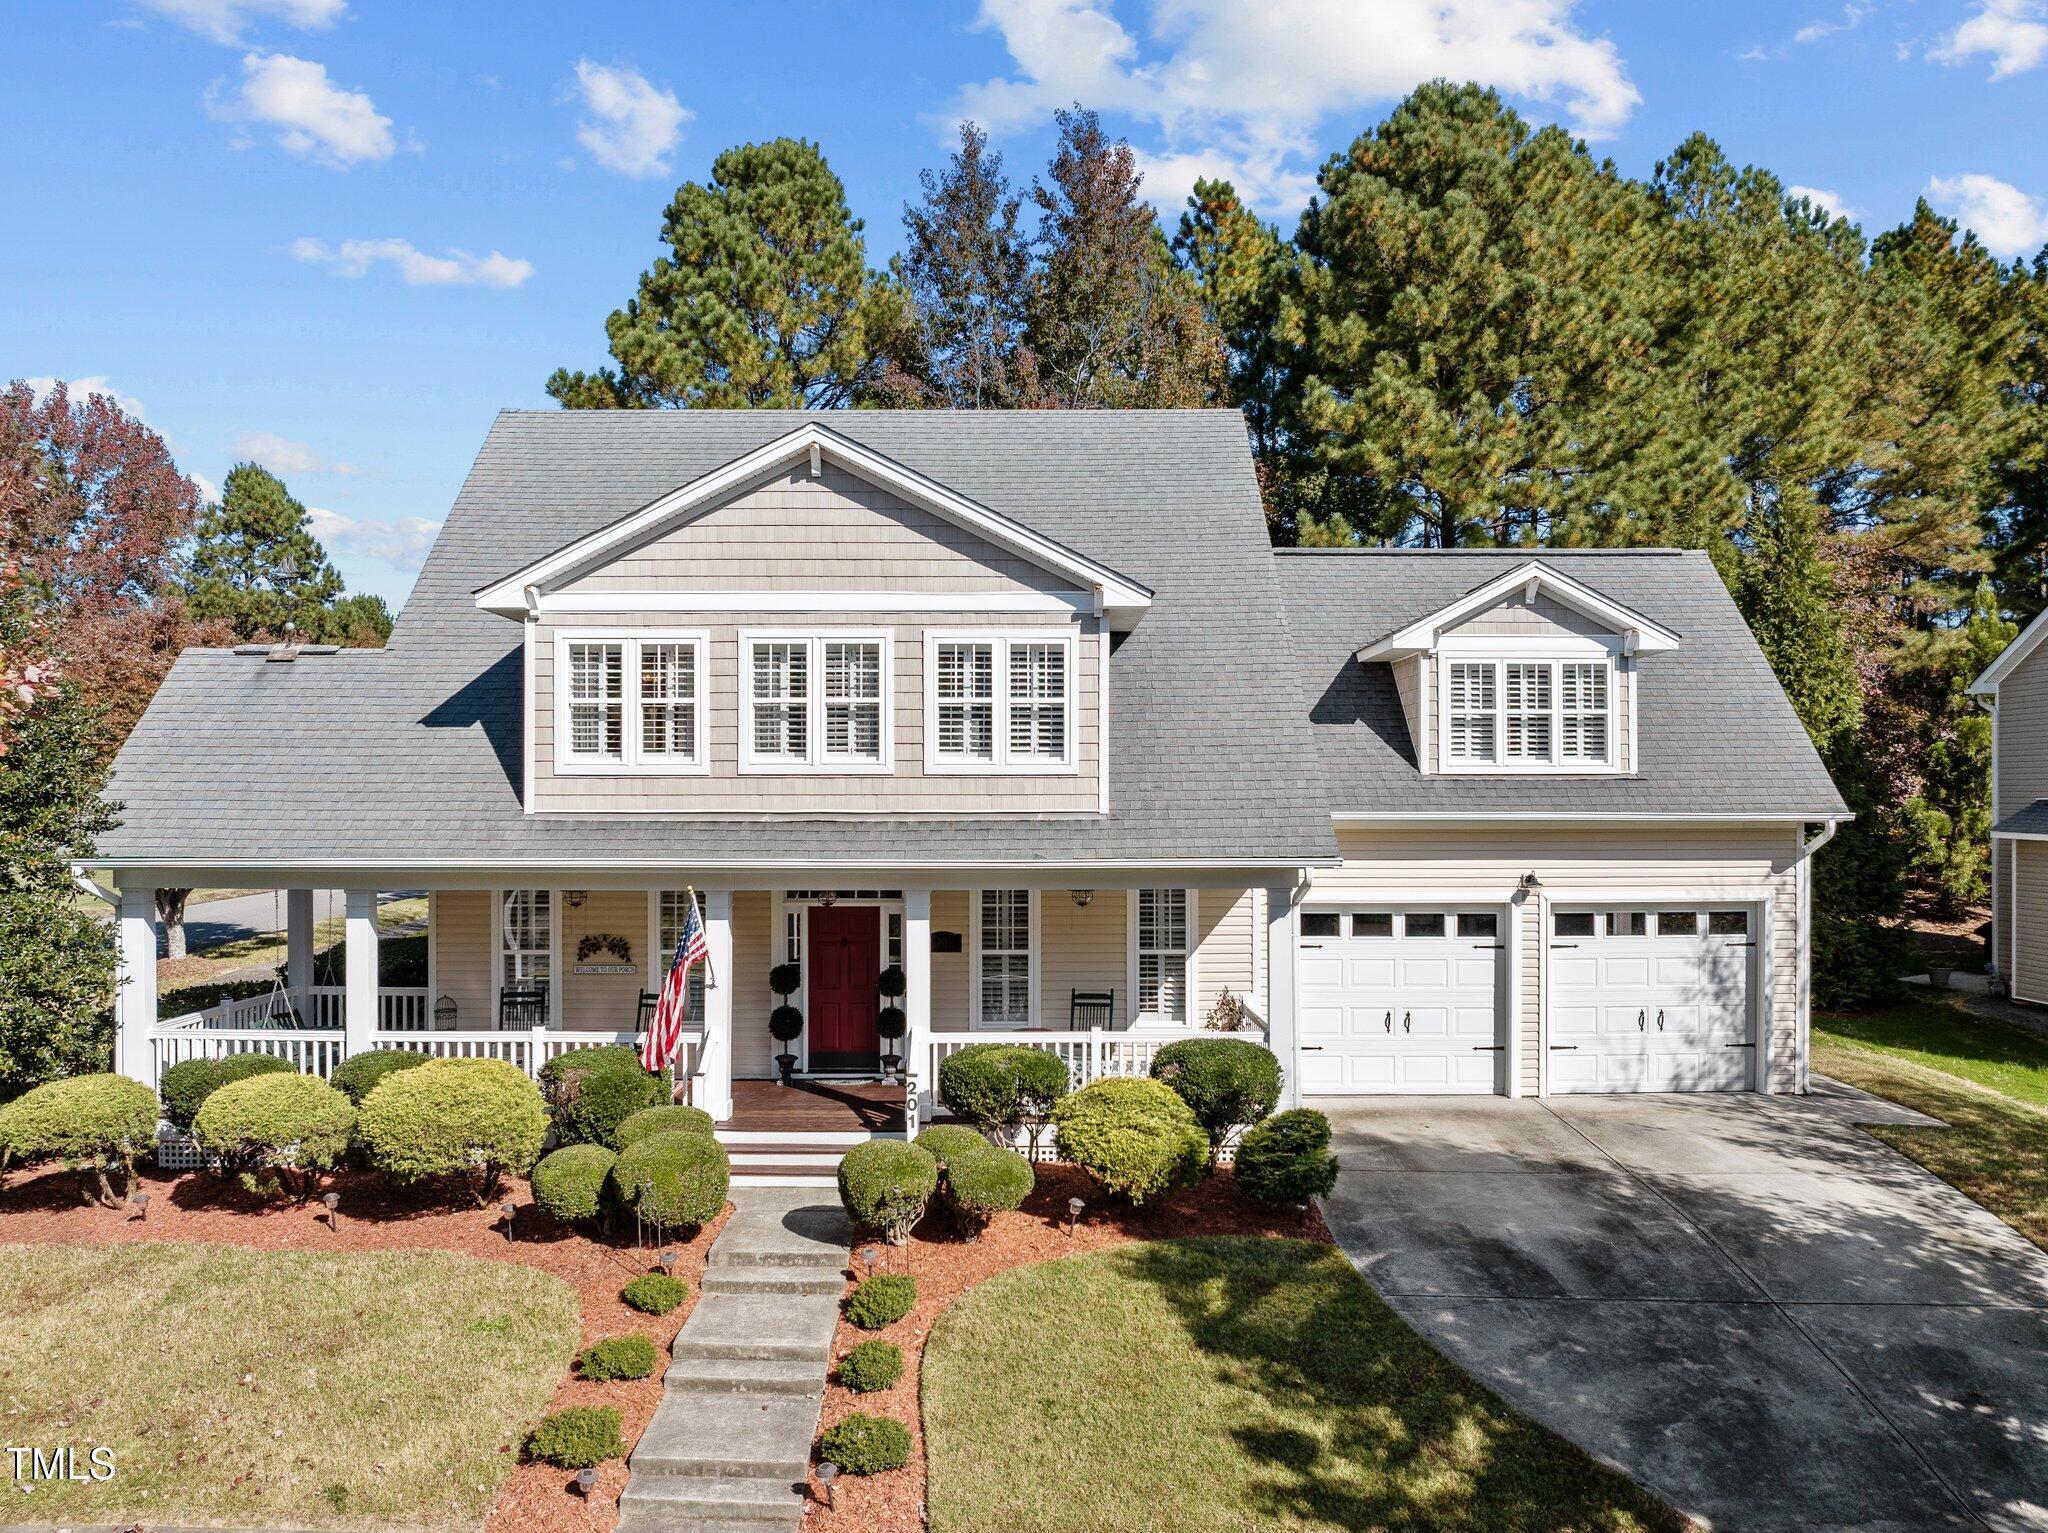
670,1291,842,1364
727,1148,844,1168
732,1168,840,1188
706,1198,855,1268
629,1389,821,1481
618,1469,804,1533
663,1354,827,1396
702,1265,844,1298
717,1127,903,1147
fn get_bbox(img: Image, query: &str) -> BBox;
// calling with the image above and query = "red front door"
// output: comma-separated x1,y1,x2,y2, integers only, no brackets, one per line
808,905,880,1071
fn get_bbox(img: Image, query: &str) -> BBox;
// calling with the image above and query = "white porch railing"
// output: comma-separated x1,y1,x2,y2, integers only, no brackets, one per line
925,1025,1266,1091
162,986,431,1034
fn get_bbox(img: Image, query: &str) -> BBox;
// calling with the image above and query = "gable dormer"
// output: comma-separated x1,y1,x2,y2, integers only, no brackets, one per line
1354,562,1679,777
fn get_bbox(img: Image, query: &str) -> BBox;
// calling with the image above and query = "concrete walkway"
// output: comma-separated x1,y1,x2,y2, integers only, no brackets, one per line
618,1188,851,1533
1314,1084,2048,1533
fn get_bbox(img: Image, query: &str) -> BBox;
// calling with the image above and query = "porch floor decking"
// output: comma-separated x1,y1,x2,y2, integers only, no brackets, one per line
726,1077,904,1135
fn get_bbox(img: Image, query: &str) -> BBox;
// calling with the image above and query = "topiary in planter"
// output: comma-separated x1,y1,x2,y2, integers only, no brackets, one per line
769,962,802,998
836,1140,937,1244
609,1130,729,1231
191,1072,355,1193
936,1044,1068,1150
1149,1038,1283,1167
527,1406,625,1468
942,1143,1034,1240
1232,1108,1339,1206
615,1104,715,1147
836,1339,904,1392
159,1052,292,1130
844,1273,917,1330
1051,1077,1206,1205
330,1048,430,1105
531,1143,616,1224
875,964,906,999
913,1123,990,1167
769,1003,803,1082
818,1412,912,1474
546,1054,662,1149
356,1057,548,1203
621,1273,689,1315
0,1074,159,1207
578,1334,660,1381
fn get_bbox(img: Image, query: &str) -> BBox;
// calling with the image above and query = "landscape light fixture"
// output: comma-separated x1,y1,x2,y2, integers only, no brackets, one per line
130,1191,149,1220
323,1190,340,1230
658,1249,676,1275
1067,1196,1084,1237
575,1468,597,1497
817,1462,840,1509
860,1244,878,1276
502,1201,517,1241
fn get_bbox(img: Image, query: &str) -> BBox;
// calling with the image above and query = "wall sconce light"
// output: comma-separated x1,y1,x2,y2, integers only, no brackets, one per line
1069,890,1095,908
1518,872,1543,892
820,891,838,907
565,890,587,909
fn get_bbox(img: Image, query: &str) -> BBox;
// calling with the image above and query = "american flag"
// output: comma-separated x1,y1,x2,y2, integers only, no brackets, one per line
642,890,709,1076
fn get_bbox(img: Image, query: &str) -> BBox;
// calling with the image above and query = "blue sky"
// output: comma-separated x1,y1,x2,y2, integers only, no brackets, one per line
7,0,2047,611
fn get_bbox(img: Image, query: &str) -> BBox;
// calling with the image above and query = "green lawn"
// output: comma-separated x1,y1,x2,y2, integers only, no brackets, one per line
0,1243,578,1529
1818,999,2048,1109
922,1238,1683,1533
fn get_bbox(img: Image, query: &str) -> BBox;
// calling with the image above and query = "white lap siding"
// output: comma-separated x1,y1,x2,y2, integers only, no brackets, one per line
430,890,492,1031
2013,842,2048,1005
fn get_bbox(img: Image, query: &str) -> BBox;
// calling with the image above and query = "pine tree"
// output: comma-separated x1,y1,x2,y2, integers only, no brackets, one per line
1989,253,2048,617
186,463,390,646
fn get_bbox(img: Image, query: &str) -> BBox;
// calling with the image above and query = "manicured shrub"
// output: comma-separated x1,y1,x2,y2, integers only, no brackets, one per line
942,1144,1033,1239
818,1412,912,1474
610,1130,729,1231
578,1334,660,1382
0,1074,158,1207
1233,1108,1340,1206
913,1123,990,1167
330,1048,430,1105
1051,1077,1206,1205
159,1052,291,1129
545,1051,662,1149
769,1005,804,1043
836,1140,938,1244
936,1044,1069,1147
527,1406,625,1468
355,1057,548,1202
615,1103,715,1147
836,1339,904,1393
845,1273,917,1330
531,1143,616,1224
621,1273,689,1315
536,1045,643,1100
1149,1038,1283,1166
191,1072,354,1190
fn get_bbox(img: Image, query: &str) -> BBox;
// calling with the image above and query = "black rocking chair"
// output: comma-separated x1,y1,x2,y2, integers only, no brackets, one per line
498,985,547,1029
1070,989,1114,1031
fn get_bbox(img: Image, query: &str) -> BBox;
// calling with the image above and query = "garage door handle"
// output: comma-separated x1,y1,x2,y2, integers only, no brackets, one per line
1723,1042,1755,1049
1550,943,1580,950
1470,1045,1504,1052
1656,1009,1666,1032
1549,1045,1580,1051
1637,1009,1646,1032
1300,1045,1324,1052
1403,1012,1412,1033
1384,1010,1392,1033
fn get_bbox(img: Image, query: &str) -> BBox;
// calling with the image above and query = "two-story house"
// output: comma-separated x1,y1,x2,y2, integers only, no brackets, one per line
1972,613,2048,1001
84,410,1846,1176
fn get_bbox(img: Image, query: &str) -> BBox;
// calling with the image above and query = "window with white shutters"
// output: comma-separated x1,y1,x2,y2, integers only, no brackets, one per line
978,889,1032,1026
1560,662,1609,762
1136,888,1191,1022
639,643,697,760
1442,656,1616,772
750,641,809,761
822,640,883,763
1008,643,1066,761
925,632,1077,771
656,889,708,1018
567,642,624,761
1448,662,1497,764
935,642,996,761
501,889,551,991
742,633,891,771
1504,662,1553,760
556,632,705,773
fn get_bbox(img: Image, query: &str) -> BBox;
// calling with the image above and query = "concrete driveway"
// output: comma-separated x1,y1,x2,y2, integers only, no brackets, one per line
1312,1084,2048,1533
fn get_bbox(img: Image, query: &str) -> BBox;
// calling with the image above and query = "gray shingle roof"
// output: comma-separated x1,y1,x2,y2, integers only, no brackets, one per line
1994,800,2048,836
98,409,1338,870
1277,548,1847,819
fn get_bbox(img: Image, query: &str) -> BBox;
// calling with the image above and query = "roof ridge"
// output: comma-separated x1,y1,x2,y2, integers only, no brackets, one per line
1272,546,1693,557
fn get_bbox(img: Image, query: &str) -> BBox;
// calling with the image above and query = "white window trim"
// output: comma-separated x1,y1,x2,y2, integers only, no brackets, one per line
968,887,1042,1029
922,630,1081,775
1127,887,1199,1026
1436,644,1622,775
552,629,709,776
493,887,560,1029
739,629,895,775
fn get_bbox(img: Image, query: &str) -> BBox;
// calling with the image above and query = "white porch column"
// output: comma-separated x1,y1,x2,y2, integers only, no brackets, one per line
285,889,316,1004
1264,882,1302,1109
114,888,158,1086
903,888,932,1126
701,888,734,1123
343,889,379,1058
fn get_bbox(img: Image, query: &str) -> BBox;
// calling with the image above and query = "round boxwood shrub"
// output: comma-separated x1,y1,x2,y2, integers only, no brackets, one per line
1233,1108,1340,1206
913,1123,990,1167
355,1057,548,1202
191,1072,355,1191
768,1004,804,1043
536,1044,643,1100
1051,1077,1206,1205
936,1044,1068,1147
942,1144,1034,1239
609,1130,729,1231
818,1412,911,1475
1149,1038,1283,1166
159,1052,291,1130
531,1143,616,1224
330,1048,430,1105
769,962,802,997
875,1006,906,1041
615,1103,715,1147
621,1272,688,1315
0,1074,158,1207
836,1339,904,1393
527,1406,625,1468
579,1334,659,1382
547,1054,662,1149
845,1273,917,1330
836,1140,938,1244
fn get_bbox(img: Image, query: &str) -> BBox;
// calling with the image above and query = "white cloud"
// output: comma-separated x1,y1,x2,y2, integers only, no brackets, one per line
292,236,534,288
136,0,346,45
1786,184,1860,222
209,51,393,165
952,0,1640,214
306,507,440,572
1931,0,2048,76
570,60,690,177
22,374,151,421
234,430,357,476
189,469,221,504
1792,4,1867,45
1925,172,2048,257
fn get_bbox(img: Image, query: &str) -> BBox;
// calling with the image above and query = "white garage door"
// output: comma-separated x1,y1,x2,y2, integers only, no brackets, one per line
1298,908,1505,1094
1547,906,1755,1092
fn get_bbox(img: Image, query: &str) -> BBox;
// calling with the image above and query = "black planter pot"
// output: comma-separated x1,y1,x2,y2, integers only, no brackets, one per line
774,1052,797,1083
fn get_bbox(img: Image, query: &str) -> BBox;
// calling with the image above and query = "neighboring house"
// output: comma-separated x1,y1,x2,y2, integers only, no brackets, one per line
82,411,1846,1174
1971,613,2048,1002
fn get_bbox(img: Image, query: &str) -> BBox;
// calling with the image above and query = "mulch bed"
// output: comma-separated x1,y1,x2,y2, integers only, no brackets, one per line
0,1160,728,1533
801,1162,1329,1533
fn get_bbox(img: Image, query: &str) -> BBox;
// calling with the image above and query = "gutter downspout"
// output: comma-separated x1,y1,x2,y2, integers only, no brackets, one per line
1800,819,1841,858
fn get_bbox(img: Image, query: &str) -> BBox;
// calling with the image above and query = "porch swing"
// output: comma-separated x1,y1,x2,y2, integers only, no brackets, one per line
262,888,305,1029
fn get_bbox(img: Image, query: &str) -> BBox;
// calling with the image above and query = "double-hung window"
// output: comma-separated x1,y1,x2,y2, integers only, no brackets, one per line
1132,887,1194,1024
742,632,891,771
500,889,552,995
654,889,709,1019
975,889,1033,1028
1442,655,1615,771
555,631,707,773
925,632,1076,772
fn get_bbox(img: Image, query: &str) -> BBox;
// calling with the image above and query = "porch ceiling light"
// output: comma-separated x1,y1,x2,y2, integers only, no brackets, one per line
565,890,587,909
1069,889,1094,908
